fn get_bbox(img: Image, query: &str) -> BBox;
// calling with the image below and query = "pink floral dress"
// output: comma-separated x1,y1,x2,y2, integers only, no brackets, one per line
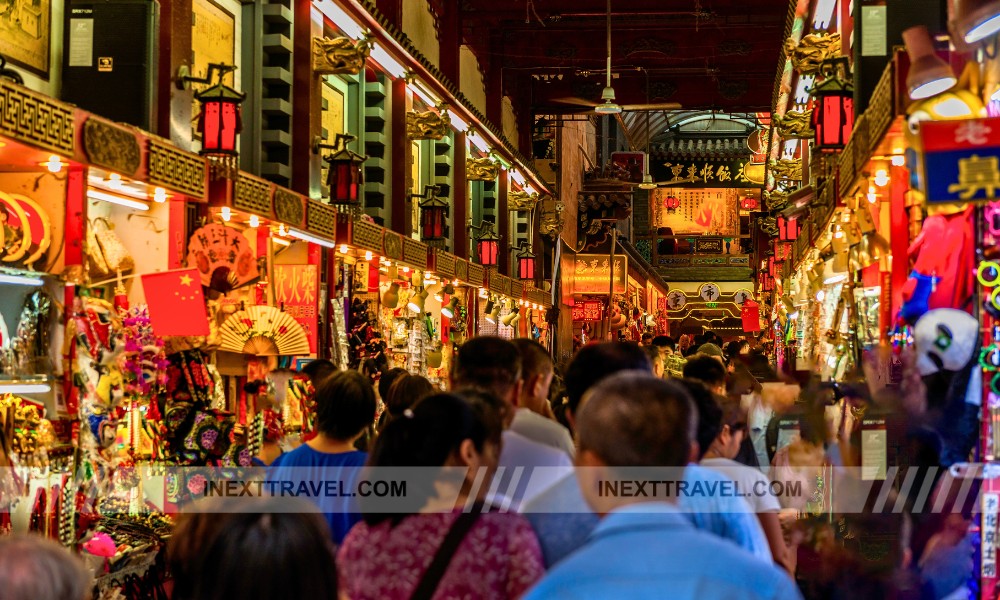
337,511,545,600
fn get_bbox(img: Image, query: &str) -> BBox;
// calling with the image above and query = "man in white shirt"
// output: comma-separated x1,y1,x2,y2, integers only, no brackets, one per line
451,337,571,508
511,339,575,456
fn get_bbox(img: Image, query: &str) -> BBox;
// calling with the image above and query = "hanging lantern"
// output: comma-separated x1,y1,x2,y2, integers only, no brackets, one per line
778,215,799,241
319,134,367,205
516,245,536,280
474,221,500,267
664,195,681,212
193,65,245,159
415,185,449,241
740,196,759,210
810,57,854,151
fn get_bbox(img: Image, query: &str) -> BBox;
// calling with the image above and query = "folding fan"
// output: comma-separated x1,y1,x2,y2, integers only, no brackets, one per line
186,223,258,289
0,191,31,263
8,193,51,267
218,305,310,356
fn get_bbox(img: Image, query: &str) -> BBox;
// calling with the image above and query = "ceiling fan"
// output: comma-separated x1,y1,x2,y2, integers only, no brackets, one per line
551,0,681,114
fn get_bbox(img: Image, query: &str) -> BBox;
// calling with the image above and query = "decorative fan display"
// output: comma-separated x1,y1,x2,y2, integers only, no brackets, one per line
218,305,310,356
186,223,258,289
0,191,51,268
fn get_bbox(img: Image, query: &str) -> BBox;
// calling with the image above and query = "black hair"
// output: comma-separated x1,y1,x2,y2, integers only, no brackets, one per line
451,336,522,401
365,391,503,525
169,496,337,600
642,345,663,367
512,338,553,380
301,359,337,386
564,342,652,414
378,367,408,401
314,370,376,441
577,373,695,468
676,379,723,459
384,373,434,419
683,355,727,388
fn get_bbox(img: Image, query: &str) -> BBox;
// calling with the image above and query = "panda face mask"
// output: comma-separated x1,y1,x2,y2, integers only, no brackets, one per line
914,309,979,377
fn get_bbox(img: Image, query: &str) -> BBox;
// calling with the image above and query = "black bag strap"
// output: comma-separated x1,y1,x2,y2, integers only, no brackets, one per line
409,510,483,600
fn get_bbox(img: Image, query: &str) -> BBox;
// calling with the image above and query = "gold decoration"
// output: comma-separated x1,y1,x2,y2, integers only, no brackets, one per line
0,80,75,155
312,35,372,75
406,103,451,140
274,188,306,227
148,138,208,199
773,109,815,139
305,199,336,241
235,173,274,217
353,219,384,252
508,190,539,212
403,237,428,269
757,216,779,236
769,158,802,181
538,195,565,240
784,32,842,76
83,118,141,176
383,231,404,261
466,157,499,181
764,190,791,211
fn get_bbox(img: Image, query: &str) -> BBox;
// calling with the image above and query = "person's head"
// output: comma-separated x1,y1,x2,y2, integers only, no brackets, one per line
676,378,723,459
575,373,697,514
512,338,554,413
643,345,665,378
314,370,377,442
707,390,747,459
367,391,504,522
640,333,653,346
301,359,337,387
0,535,90,600
651,335,674,357
169,497,337,600
384,373,434,422
683,355,727,395
696,343,726,367
563,342,652,423
378,367,408,402
451,336,522,409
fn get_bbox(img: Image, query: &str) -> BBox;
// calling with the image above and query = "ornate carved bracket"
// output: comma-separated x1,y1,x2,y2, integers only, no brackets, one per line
764,190,791,212
784,32,841,76
466,156,499,181
769,158,802,182
538,195,564,240
508,190,539,212
312,35,372,75
406,102,451,140
773,109,815,139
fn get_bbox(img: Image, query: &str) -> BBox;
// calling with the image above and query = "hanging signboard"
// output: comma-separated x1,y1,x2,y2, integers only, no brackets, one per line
571,300,604,321
275,264,319,353
650,157,762,188
921,117,1000,203
574,254,628,294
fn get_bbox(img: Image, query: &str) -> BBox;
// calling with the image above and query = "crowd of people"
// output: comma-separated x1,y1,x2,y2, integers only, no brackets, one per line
0,333,978,599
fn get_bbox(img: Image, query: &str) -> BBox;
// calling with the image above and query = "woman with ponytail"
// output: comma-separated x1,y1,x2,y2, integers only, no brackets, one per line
337,391,544,600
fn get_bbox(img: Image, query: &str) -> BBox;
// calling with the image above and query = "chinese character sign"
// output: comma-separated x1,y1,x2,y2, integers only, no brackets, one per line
186,223,259,287
275,264,319,353
571,301,604,321
650,158,754,188
652,188,739,235
921,117,1000,203
574,254,628,294
984,492,999,579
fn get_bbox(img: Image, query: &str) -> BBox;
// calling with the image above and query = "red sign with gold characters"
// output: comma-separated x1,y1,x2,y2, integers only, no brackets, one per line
572,300,604,322
275,264,319,353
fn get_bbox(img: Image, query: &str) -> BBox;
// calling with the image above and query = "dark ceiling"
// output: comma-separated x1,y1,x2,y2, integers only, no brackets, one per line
459,0,791,115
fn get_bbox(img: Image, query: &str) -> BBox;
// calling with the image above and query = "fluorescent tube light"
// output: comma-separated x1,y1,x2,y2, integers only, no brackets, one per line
288,228,336,248
0,273,45,286
87,189,149,211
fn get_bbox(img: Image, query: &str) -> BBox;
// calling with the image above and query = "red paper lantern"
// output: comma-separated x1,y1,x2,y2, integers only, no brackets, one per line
810,57,854,151
475,223,500,267
517,246,536,280
324,135,367,205
196,81,245,155
664,196,680,211
417,185,449,241
778,216,798,241
740,196,759,210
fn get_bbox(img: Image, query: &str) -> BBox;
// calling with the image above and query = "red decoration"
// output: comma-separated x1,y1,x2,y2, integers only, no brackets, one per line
664,195,681,211
475,222,500,266
323,134,366,205
778,215,799,241
517,247,536,280
417,185,449,241
196,78,245,156
810,57,854,151
141,269,210,336
742,299,762,332
572,301,603,321
740,196,759,210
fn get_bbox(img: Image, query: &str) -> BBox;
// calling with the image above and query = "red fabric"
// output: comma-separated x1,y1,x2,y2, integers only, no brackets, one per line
907,206,975,313
338,511,544,600
140,269,210,336
742,300,761,332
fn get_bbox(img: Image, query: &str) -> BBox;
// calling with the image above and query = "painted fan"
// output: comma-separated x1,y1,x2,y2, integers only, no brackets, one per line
7,193,52,267
186,223,258,290
219,305,310,356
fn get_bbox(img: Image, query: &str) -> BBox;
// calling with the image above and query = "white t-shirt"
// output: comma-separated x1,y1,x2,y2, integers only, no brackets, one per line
700,457,782,514
490,430,573,510
510,408,576,457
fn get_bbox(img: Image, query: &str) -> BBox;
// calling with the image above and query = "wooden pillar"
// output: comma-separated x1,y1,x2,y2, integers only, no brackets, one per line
156,0,193,145
390,78,412,235
498,170,510,275
438,1,461,86
291,0,319,195
453,132,468,257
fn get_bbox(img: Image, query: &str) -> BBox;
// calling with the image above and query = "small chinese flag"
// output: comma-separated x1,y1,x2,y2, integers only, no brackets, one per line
741,299,761,333
141,269,210,337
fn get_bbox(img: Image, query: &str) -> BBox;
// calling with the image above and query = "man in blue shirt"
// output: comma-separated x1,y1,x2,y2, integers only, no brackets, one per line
525,374,800,600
